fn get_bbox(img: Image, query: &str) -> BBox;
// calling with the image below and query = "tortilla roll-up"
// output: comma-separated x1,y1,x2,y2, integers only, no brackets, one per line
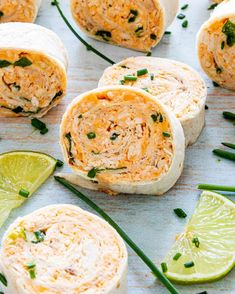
0,204,128,294
197,0,235,90
0,0,41,23
70,0,179,52
0,22,68,117
60,86,185,196
98,57,207,146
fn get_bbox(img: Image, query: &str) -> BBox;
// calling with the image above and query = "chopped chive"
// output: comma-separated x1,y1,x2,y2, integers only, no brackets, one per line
221,41,225,50
26,262,36,269
40,128,48,135
177,13,185,20
32,231,45,244
54,176,181,294
146,51,152,56
56,159,64,167
150,73,154,80
164,31,171,35
184,261,194,268
110,133,120,141
216,67,222,74
212,81,220,87
78,114,83,119
173,253,182,261
19,188,30,198
150,33,157,40
163,132,171,138
128,9,138,23
0,273,7,287
87,167,102,178
181,4,188,10
222,20,235,47
87,132,96,139
135,26,144,37
0,11,4,18
223,111,235,120
31,118,46,131
142,87,149,92
222,142,235,150
0,60,12,68
213,149,235,161
14,57,32,67
124,75,137,81
205,104,209,110
137,68,148,76
161,262,168,273
130,9,138,16
151,113,163,123
119,80,125,85
29,269,36,279
192,237,200,248
174,208,187,218
12,106,23,113
208,3,218,10
95,30,112,41
182,20,188,28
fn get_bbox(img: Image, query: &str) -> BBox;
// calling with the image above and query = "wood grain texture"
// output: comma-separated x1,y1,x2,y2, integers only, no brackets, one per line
0,0,235,293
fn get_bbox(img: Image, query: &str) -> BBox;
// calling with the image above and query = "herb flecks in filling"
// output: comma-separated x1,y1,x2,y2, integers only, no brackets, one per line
128,9,138,23
135,26,144,37
31,230,45,244
0,60,12,68
95,30,112,41
14,57,32,67
87,167,127,178
151,112,163,123
65,133,75,163
222,20,235,47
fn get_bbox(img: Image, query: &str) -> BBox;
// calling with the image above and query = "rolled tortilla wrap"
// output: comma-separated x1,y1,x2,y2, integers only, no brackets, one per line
0,22,68,117
0,0,41,23
98,57,207,146
59,86,185,196
197,0,235,90
70,0,179,52
0,204,128,294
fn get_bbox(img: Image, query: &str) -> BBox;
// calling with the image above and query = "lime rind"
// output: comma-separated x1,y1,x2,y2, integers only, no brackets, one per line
163,191,235,284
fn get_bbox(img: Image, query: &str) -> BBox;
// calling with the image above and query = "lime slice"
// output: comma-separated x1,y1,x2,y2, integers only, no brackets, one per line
0,151,57,227
163,191,235,283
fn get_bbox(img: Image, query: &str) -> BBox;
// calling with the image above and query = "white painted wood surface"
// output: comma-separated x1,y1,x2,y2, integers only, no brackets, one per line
0,0,235,293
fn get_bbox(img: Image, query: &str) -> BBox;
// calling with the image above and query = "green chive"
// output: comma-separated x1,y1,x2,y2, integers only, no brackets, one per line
56,159,64,167
192,237,200,248
208,3,218,10
78,114,83,118
142,87,149,92
40,128,48,135
213,81,220,87
12,106,23,113
0,11,4,18
182,20,188,28
26,262,36,269
174,208,187,218
177,13,185,20
32,231,45,244
181,4,188,10
223,111,235,120
0,273,7,287
54,176,181,294
216,67,222,74
198,184,235,192
87,167,102,178
19,188,30,198
184,261,194,268
222,142,235,150
14,57,32,67
146,52,152,56
137,68,148,76
222,20,235,47
205,104,209,110
124,75,137,81
151,113,163,123
173,253,182,261
135,26,144,37
110,133,120,141
31,118,46,131
213,149,235,161
161,262,168,273
95,30,112,41
87,132,96,139
119,80,125,85
51,1,57,5
163,132,171,138
221,41,225,50
128,9,138,23
150,33,157,40
0,60,12,68
164,31,171,35
29,269,36,279
52,0,115,65
150,73,154,80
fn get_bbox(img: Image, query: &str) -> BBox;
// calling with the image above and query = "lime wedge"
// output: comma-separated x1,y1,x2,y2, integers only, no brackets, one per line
163,191,235,283
0,151,57,227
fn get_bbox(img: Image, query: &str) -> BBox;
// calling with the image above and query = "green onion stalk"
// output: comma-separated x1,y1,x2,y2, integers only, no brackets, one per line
55,176,180,294
53,0,115,65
